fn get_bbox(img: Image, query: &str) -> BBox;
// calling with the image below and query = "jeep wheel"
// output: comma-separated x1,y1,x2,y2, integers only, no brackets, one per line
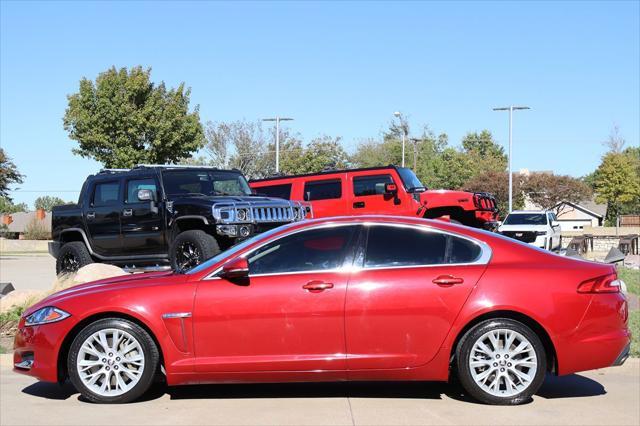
170,230,220,271
56,241,93,275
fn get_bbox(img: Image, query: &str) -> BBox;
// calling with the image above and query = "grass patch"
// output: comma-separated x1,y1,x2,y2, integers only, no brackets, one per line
630,310,640,358
0,305,25,328
0,345,7,354
618,267,639,296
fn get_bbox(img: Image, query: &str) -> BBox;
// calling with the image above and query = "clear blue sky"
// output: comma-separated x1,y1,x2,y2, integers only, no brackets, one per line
1,0,638,207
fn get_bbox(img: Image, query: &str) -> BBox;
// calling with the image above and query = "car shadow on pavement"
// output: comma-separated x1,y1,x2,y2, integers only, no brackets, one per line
20,373,606,403
536,373,606,399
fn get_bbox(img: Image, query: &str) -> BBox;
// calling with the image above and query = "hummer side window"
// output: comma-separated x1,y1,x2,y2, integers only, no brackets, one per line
353,175,393,197
126,178,157,203
92,181,120,206
303,179,342,201
257,184,292,200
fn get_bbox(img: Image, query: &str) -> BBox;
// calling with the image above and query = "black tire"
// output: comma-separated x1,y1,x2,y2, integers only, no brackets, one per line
170,229,220,271
56,241,93,275
455,318,546,405
67,318,159,404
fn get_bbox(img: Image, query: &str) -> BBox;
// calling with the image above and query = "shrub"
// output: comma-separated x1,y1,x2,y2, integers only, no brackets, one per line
23,217,50,240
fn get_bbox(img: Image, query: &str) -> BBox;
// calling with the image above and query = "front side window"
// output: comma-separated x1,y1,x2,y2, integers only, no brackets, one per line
93,181,120,206
503,213,548,226
126,178,157,203
256,183,292,200
304,179,342,201
247,225,358,275
364,225,483,268
353,174,393,197
162,170,251,197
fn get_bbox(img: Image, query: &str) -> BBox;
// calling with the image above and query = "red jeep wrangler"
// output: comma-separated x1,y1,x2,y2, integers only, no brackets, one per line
250,166,498,229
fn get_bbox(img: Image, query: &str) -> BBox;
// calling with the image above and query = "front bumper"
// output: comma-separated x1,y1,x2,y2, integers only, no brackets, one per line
48,241,61,259
13,317,76,383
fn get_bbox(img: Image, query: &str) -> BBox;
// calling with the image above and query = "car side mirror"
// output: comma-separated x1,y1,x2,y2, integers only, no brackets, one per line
218,257,249,280
137,189,155,202
384,183,398,195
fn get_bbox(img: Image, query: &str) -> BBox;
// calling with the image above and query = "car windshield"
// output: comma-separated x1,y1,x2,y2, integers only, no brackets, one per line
186,225,290,275
396,167,426,191
503,213,548,225
162,170,252,196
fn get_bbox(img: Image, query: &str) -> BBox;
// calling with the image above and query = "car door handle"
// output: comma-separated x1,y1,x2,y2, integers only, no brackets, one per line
302,281,334,292
432,275,464,286
353,201,365,209
86,212,95,220
122,208,133,217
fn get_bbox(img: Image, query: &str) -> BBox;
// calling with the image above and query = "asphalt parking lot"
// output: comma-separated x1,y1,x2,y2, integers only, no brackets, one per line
0,354,638,426
0,254,56,291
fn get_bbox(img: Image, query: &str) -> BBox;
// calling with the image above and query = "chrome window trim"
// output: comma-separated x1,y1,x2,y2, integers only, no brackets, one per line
203,221,491,280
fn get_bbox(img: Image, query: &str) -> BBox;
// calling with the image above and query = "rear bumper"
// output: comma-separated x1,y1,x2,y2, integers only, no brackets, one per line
48,241,61,259
612,342,630,367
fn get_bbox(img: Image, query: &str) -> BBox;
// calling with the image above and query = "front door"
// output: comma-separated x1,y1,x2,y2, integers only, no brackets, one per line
85,179,123,256
345,224,489,370
121,177,165,255
193,225,360,373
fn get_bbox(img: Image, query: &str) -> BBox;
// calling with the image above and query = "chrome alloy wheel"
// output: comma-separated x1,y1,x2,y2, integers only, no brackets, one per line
468,328,538,397
76,328,145,397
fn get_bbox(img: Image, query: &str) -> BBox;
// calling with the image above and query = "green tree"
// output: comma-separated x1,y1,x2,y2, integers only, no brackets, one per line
282,136,350,175
593,151,640,224
0,197,28,214
34,196,68,211
462,171,525,215
64,66,205,168
0,148,24,202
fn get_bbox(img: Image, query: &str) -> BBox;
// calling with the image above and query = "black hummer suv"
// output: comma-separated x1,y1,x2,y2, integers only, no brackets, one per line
49,165,310,274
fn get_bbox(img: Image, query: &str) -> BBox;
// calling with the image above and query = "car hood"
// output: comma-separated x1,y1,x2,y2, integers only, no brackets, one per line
498,224,548,232
24,271,176,315
177,195,295,205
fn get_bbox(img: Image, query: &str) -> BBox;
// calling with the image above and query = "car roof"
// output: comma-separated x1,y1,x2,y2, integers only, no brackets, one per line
249,165,400,183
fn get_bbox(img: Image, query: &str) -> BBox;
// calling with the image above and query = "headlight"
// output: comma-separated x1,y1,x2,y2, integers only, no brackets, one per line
24,307,70,326
236,208,249,221
293,207,303,220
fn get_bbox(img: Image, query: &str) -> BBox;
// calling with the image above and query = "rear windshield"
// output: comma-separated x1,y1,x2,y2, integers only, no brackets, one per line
503,213,548,225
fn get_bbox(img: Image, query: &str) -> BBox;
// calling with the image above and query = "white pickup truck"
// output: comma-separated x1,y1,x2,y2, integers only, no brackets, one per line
498,210,562,251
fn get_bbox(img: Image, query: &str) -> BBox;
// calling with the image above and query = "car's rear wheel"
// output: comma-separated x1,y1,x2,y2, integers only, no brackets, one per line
170,230,220,271
68,318,159,404
456,318,546,405
56,241,93,275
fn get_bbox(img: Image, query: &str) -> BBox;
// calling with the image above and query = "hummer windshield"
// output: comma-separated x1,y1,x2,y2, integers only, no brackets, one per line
162,170,252,197
397,167,426,192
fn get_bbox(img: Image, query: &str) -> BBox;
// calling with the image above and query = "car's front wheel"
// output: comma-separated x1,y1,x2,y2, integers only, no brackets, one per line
56,241,93,275
170,230,220,271
68,318,159,403
456,318,546,405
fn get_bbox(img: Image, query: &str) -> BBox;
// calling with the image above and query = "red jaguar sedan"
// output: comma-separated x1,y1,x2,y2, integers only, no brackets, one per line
14,216,630,405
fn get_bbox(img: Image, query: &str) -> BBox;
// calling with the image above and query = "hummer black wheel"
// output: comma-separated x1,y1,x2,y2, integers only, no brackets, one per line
56,241,93,275
170,230,220,271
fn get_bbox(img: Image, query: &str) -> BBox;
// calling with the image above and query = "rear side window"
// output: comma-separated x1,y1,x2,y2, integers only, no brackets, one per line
365,226,447,267
364,225,483,268
353,174,393,196
304,179,342,201
93,181,120,206
256,184,292,200
126,178,157,203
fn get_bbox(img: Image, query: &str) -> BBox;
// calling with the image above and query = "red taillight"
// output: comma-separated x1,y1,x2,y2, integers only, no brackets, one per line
577,273,620,294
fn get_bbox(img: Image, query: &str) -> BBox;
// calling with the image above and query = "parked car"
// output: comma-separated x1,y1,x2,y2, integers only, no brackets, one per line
249,166,499,229
49,165,310,274
15,215,630,405
498,210,561,251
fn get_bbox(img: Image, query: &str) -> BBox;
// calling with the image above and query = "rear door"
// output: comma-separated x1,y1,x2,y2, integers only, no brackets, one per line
302,175,348,217
121,175,166,255
85,179,123,256
345,224,490,370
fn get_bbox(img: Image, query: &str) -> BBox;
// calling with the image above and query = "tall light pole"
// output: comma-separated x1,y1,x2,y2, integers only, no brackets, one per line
262,116,294,173
393,111,406,167
409,137,421,170
492,106,530,213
